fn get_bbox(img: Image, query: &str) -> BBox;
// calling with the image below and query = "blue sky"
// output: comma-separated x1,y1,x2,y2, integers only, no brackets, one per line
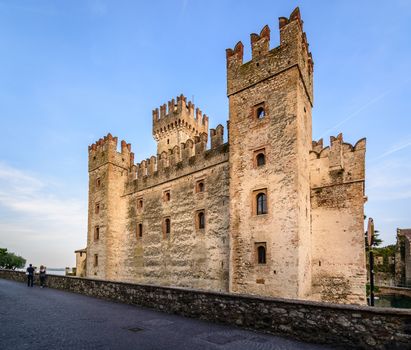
0,0,410,267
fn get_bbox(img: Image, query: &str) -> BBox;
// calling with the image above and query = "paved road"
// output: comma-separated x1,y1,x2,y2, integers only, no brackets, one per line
0,279,337,350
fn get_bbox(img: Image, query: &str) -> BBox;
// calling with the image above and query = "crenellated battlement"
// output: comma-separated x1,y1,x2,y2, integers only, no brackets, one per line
88,133,134,172
226,7,313,103
127,124,226,192
310,133,366,188
152,94,209,155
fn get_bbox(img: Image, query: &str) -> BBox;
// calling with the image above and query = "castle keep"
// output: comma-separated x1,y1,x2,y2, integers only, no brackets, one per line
81,8,367,305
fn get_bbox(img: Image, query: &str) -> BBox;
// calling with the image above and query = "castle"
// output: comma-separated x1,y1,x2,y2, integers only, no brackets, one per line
77,8,367,305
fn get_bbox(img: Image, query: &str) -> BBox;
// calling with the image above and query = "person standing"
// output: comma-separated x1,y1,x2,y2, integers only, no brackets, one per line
26,264,34,287
39,265,47,288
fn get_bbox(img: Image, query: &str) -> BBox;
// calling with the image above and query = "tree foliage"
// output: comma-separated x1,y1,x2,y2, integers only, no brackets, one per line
0,248,26,269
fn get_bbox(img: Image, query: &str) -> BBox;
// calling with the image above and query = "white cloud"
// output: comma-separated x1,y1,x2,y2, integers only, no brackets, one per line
367,158,411,201
371,138,411,162
0,162,86,267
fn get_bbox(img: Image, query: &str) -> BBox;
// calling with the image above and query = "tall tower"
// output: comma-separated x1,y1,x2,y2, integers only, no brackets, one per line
87,134,134,280
227,8,314,299
152,94,209,155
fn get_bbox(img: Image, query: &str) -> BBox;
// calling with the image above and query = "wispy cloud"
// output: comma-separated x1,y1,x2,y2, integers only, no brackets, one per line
0,162,86,267
371,138,411,162
320,79,410,138
320,89,391,138
367,158,411,200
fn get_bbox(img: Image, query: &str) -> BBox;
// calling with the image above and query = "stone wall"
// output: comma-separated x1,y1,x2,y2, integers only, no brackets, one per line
1,270,410,350
310,135,367,304
227,7,314,300
87,122,230,291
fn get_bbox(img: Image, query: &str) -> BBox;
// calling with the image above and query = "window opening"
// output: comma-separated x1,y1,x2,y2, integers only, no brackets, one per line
258,246,266,264
256,193,267,215
256,153,265,166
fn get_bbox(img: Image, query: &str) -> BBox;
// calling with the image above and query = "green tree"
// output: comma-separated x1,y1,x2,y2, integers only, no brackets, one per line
0,248,26,269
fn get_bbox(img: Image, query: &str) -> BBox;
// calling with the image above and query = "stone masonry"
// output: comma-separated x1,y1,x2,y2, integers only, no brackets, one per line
81,7,367,305
1,270,410,349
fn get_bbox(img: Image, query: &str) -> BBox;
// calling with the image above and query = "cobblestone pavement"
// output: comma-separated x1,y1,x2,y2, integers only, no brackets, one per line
0,279,338,350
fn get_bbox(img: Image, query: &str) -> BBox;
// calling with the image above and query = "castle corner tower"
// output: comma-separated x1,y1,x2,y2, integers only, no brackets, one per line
227,7,314,299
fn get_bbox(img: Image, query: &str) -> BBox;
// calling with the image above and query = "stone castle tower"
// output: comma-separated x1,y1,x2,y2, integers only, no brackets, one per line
227,8,314,299
81,8,367,305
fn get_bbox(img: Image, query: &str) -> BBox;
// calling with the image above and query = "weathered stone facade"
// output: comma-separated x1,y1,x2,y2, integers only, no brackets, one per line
80,8,367,305
396,228,411,287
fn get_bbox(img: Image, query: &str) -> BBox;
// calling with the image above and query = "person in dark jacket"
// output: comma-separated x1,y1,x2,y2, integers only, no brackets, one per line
39,265,47,288
26,264,34,287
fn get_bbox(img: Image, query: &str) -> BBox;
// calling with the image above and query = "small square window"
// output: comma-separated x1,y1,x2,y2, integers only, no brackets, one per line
253,148,266,168
196,179,205,193
163,190,171,202
253,102,267,120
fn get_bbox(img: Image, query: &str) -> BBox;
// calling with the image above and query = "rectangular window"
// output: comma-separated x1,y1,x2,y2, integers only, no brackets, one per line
95,202,100,214
94,254,98,267
94,226,100,241
253,102,267,120
252,188,268,215
137,223,143,238
163,190,171,202
96,177,101,188
195,210,206,230
253,148,266,168
195,179,205,193
137,197,143,212
163,217,171,239
255,242,267,264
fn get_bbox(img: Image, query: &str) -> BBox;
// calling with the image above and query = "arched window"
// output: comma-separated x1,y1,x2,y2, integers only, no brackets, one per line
257,246,266,264
164,191,170,202
138,223,143,238
163,218,171,239
197,181,205,193
256,193,267,215
198,212,205,229
256,153,265,166
256,107,265,119
137,199,143,210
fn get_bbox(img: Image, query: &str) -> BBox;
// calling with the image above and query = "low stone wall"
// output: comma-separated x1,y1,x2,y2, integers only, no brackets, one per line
377,285,411,298
1,269,410,349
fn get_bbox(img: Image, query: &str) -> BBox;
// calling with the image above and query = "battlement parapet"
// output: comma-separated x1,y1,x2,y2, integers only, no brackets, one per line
310,133,366,188
126,125,227,193
88,133,134,172
226,7,313,102
152,94,209,142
